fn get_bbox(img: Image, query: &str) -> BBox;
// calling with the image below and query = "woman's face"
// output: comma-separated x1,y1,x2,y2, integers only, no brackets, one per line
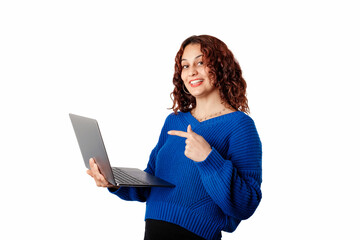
180,44,217,98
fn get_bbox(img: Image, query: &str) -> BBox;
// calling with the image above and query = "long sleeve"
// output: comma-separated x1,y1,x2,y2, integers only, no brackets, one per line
195,115,262,231
106,111,262,239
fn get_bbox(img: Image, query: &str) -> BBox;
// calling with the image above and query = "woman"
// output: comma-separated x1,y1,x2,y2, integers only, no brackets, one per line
87,35,262,240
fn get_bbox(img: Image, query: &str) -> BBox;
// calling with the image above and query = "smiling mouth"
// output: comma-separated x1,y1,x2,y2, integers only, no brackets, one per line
189,79,204,87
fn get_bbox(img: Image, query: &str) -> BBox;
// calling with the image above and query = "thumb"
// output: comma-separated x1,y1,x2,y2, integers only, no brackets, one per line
187,124,193,133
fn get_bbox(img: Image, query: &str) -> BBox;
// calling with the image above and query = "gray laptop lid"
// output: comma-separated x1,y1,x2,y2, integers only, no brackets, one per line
69,113,174,187
69,113,116,184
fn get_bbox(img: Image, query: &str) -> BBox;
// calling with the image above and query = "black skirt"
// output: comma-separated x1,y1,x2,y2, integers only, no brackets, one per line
144,219,206,240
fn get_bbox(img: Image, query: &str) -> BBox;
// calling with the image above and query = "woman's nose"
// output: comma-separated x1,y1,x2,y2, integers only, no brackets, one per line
188,66,197,76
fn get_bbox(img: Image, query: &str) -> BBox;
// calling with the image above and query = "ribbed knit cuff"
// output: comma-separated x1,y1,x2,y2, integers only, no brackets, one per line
195,147,227,176
108,187,119,193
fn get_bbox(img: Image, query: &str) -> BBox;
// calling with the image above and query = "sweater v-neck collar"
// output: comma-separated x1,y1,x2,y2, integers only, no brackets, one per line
184,111,240,128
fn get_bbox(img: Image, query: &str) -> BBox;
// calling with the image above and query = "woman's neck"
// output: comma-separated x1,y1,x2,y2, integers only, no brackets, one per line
191,91,235,121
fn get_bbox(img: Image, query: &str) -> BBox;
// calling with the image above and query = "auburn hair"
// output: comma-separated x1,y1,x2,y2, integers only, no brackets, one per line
170,35,249,114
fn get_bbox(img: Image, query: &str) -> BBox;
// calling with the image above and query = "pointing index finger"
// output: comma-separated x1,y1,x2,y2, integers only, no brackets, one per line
168,130,190,138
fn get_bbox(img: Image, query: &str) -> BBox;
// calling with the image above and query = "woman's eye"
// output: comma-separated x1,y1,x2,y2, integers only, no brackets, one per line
182,65,189,69
197,61,203,66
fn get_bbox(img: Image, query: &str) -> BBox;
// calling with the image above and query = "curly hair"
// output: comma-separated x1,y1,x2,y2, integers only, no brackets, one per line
170,35,249,114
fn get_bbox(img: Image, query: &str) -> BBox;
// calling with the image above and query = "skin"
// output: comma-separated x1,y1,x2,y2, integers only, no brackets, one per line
87,158,112,187
180,43,217,100
168,124,212,162
168,43,234,162
180,44,226,117
88,43,233,187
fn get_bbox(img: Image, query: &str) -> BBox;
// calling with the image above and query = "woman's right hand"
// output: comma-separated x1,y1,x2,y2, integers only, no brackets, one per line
86,158,114,188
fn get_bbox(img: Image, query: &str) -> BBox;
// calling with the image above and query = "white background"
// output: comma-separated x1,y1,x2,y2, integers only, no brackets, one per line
1,0,359,239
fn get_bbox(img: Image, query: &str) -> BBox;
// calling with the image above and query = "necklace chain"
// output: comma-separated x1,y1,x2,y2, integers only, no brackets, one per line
192,108,227,122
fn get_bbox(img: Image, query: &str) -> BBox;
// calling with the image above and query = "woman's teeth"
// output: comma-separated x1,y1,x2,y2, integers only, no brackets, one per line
190,80,203,85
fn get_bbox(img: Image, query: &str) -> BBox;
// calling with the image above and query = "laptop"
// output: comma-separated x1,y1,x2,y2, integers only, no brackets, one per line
69,113,174,188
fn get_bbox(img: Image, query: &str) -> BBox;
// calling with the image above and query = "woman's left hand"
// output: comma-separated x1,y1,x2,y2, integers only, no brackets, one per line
168,125,212,162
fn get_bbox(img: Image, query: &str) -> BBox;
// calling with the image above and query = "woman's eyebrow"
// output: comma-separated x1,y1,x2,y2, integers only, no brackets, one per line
181,54,203,62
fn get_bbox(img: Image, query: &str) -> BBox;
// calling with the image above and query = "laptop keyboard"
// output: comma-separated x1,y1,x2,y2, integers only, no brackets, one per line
112,167,147,185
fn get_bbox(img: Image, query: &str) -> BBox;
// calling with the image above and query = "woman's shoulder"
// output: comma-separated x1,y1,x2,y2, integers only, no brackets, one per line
227,111,259,135
162,111,187,126
165,111,188,120
238,111,254,120
227,111,255,124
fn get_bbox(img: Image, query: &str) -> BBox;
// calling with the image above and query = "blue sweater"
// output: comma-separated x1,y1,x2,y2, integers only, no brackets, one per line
110,111,262,240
